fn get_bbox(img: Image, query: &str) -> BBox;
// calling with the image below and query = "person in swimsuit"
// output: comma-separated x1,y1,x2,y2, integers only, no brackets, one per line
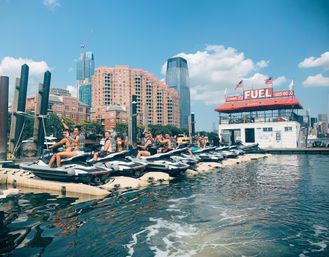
48,129,72,167
48,126,82,167
136,132,157,158
93,131,113,161
157,134,173,153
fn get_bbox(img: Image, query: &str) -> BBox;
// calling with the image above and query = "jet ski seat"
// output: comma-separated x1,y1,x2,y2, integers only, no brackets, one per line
61,151,90,164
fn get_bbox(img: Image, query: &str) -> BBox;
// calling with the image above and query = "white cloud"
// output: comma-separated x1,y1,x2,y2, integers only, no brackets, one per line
298,51,329,70
256,60,269,69
0,56,51,99
66,85,77,97
162,45,285,105
303,73,329,87
42,0,61,10
243,73,287,88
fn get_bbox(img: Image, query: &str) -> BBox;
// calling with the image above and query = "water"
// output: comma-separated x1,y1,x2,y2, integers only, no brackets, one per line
1,155,329,257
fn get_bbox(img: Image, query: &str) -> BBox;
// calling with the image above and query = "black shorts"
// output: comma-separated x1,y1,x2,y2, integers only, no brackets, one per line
148,148,157,155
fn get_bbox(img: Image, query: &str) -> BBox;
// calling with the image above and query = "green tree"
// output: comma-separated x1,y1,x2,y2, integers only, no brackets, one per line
148,124,186,137
83,120,104,140
115,122,128,136
46,113,64,139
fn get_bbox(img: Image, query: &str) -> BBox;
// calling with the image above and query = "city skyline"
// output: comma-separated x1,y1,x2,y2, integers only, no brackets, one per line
0,0,328,131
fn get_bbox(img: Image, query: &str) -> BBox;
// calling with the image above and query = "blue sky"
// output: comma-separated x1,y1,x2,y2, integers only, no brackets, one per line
0,0,328,130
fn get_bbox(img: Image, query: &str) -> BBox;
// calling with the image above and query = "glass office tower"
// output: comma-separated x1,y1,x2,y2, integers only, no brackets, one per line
79,84,92,106
77,52,94,81
166,57,190,129
77,52,94,105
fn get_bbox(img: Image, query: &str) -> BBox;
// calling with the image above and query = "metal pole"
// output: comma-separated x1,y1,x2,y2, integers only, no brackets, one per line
305,109,310,148
191,112,195,135
33,83,43,152
14,64,29,148
188,115,192,144
127,103,132,147
8,78,20,155
132,95,137,147
37,71,51,155
0,76,9,161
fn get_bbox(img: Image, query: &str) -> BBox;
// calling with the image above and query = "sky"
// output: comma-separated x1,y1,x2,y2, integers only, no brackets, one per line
0,0,328,131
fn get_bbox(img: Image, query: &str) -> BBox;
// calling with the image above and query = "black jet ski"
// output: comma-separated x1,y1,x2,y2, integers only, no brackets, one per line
193,147,223,162
90,151,147,177
20,150,112,185
214,146,238,158
128,151,190,177
238,143,266,154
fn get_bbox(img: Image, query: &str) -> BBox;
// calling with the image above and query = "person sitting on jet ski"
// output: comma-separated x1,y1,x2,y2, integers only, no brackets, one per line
93,131,113,161
157,134,173,153
136,132,158,158
48,129,74,167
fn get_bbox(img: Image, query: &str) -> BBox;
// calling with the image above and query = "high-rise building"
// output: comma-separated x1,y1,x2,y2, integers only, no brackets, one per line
50,87,71,96
318,113,328,123
166,57,190,129
79,84,92,106
77,51,94,106
91,66,180,130
77,52,95,81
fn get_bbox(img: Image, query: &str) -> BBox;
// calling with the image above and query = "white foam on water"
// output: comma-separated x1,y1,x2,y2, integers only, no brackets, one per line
167,195,196,203
135,217,199,257
308,240,328,252
313,224,328,237
125,229,147,257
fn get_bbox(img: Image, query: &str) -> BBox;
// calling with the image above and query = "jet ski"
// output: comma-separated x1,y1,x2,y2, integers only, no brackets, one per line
128,151,190,177
214,146,238,158
90,150,147,177
228,146,245,155
238,143,265,154
20,150,112,185
168,148,200,167
192,147,223,162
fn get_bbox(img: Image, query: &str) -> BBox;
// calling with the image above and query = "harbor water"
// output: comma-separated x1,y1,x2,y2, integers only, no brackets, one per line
1,155,329,256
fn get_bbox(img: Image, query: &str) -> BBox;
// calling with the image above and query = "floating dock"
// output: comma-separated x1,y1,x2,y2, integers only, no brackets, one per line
0,153,271,201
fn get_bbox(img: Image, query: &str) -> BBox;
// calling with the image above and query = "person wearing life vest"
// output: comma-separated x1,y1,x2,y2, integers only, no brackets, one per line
93,131,113,161
136,132,157,158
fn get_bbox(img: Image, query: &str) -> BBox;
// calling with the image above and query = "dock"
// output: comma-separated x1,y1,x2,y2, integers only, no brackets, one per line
0,153,271,202
264,148,329,155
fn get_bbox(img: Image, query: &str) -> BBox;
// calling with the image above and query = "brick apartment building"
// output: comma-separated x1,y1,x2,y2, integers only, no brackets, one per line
92,66,180,130
26,92,89,123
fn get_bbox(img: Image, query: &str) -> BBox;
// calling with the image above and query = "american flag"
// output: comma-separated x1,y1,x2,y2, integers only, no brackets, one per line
235,80,243,90
265,77,273,85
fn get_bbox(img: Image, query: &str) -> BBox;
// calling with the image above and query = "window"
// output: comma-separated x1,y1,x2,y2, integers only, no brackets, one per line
245,128,255,143
284,126,292,132
276,132,281,141
263,127,273,132
65,105,69,111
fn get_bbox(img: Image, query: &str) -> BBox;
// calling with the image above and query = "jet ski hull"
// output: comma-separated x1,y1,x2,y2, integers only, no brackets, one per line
20,163,111,185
